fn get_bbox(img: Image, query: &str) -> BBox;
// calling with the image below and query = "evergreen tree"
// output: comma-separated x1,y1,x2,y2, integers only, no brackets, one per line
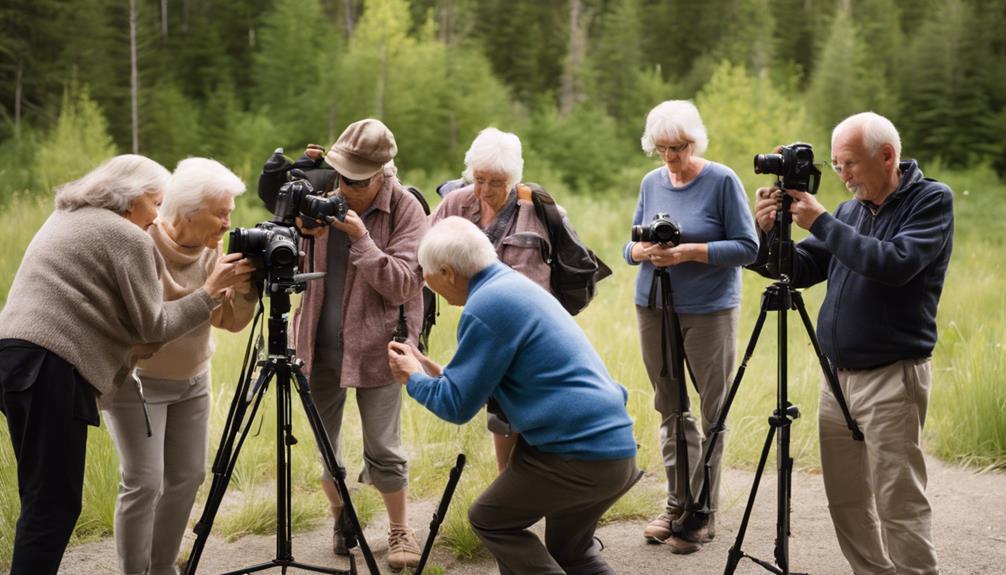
142,78,204,167
34,87,118,194
900,0,999,167
252,0,337,146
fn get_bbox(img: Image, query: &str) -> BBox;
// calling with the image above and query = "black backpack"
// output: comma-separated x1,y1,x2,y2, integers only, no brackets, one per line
400,186,438,352
520,183,612,315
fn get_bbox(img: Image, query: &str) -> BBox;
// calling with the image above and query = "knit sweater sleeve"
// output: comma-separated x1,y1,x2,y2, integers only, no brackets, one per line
406,311,513,425
111,236,215,343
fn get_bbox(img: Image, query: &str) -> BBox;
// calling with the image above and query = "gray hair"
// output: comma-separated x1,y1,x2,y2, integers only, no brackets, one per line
161,157,246,221
462,127,524,190
419,216,498,278
54,154,170,213
640,100,709,157
832,112,902,164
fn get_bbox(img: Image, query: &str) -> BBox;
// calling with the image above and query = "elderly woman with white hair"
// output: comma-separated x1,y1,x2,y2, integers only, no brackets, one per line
0,155,250,575
431,127,552,472
101,157,257,575
389,216,639,575
625,100,757,553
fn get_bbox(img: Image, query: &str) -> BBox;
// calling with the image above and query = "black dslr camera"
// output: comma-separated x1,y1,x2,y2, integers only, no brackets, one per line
632,213,682,246
227,223,299,286
753,142,821,194
273,168,347,227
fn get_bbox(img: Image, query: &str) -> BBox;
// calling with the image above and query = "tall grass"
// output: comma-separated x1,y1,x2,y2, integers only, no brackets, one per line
0,165,1003,568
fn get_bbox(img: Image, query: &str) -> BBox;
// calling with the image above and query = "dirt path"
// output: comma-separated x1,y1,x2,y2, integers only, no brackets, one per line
61,456,1006,574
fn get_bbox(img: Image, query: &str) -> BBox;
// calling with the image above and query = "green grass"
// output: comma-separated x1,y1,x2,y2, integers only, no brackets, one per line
0,165,1004,568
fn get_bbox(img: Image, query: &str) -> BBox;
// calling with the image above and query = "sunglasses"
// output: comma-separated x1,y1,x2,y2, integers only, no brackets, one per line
341,175,373,188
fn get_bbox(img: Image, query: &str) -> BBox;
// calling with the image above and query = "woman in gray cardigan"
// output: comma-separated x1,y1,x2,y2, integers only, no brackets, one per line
0,154,251,575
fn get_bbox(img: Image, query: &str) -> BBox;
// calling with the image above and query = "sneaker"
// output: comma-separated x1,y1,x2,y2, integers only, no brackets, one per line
664,533,702,555
387,527,421,571
643,510,679,543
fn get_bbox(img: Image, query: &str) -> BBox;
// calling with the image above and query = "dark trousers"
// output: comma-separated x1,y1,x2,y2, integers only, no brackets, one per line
468,439,641,575
0,340,98,575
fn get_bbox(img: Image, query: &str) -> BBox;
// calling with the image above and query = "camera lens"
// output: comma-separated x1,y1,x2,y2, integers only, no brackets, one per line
754,153,785,176
631,224,647,243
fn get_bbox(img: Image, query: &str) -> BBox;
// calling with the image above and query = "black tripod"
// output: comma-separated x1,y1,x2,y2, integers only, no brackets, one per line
677,190,864,575
184,279,379,575
647,266,702,529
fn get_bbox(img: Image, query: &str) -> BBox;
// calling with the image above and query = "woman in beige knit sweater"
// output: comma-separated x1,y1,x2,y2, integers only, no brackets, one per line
101,157,257,575
0,155,251,575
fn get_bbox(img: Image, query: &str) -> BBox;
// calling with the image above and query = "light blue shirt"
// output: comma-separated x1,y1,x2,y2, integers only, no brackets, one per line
623,162,758,314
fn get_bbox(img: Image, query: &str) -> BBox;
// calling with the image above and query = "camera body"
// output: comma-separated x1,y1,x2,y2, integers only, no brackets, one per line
273,169,348,227
227,222,299,287
632,213,682,246
753,142,821,194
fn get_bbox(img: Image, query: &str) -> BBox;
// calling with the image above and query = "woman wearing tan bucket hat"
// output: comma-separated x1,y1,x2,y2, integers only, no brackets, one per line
268,118,428,571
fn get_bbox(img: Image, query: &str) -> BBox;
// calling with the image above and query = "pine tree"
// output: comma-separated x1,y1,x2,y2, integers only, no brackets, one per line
34,87,118,194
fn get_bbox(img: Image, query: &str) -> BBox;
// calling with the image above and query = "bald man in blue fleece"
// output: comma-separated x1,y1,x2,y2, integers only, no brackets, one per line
388,216,641,575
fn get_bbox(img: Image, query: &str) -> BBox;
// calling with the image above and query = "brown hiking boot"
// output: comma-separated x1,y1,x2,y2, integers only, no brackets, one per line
643,510,679,543
664,533,702,554
387,527,421,571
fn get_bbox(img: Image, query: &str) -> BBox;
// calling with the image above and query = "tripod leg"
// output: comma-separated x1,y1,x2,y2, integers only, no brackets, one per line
185,363,275,575
291,365,380,575
724,424,776,575
693,305,770,516
792,292,863,441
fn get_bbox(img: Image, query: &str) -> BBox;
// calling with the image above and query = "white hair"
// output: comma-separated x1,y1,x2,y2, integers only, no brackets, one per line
419,216,498,278
161,157,246,221
640,100,709,157
832,112,901,164
54,154,170,213
461,127,524,190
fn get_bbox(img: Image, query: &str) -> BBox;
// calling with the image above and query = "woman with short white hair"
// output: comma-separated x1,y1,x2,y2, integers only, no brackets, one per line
627,100,758,553
0,155,250,575
102,157,257,575
431,127,552,472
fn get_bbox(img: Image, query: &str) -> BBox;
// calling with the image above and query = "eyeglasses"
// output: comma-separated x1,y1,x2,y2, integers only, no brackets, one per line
473,177,508,190
341,175,372,188
830,160,858,177
654,142,691,156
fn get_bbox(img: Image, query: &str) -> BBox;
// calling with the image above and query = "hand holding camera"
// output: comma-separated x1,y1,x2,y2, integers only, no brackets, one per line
755,187,826,232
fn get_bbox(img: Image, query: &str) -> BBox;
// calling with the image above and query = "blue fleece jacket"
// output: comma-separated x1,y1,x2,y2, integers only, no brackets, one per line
623,162,758,314
406,262,637,461
785,160,954,369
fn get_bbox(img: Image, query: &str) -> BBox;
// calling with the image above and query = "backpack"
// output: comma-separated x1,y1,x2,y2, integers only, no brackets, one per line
518,183,612,315
396,185,438,353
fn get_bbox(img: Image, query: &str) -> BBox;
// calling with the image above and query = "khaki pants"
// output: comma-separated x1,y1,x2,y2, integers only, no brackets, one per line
103,372,210,575
637,305,738,514
820,359,938,575
468,439,641,575
310,365,408,493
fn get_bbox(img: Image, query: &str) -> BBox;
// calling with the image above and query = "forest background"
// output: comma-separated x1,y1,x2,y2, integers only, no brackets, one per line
1,0,1004,569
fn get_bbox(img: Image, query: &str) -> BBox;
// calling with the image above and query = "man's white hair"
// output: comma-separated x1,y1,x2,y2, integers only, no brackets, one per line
461,127,524,190
161,157,246,221
832,112,901,164
640,100,709,157
55,154,170,213
419,216,498,278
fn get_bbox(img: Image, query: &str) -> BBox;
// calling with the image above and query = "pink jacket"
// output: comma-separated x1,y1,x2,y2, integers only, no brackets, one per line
431,184,552,292
292,168,427,386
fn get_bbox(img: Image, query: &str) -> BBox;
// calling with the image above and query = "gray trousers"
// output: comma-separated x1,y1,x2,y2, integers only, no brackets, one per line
468,439,641,575
821,359,938,575
310,365,408,493
103,372,210,575
637,305,738,514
